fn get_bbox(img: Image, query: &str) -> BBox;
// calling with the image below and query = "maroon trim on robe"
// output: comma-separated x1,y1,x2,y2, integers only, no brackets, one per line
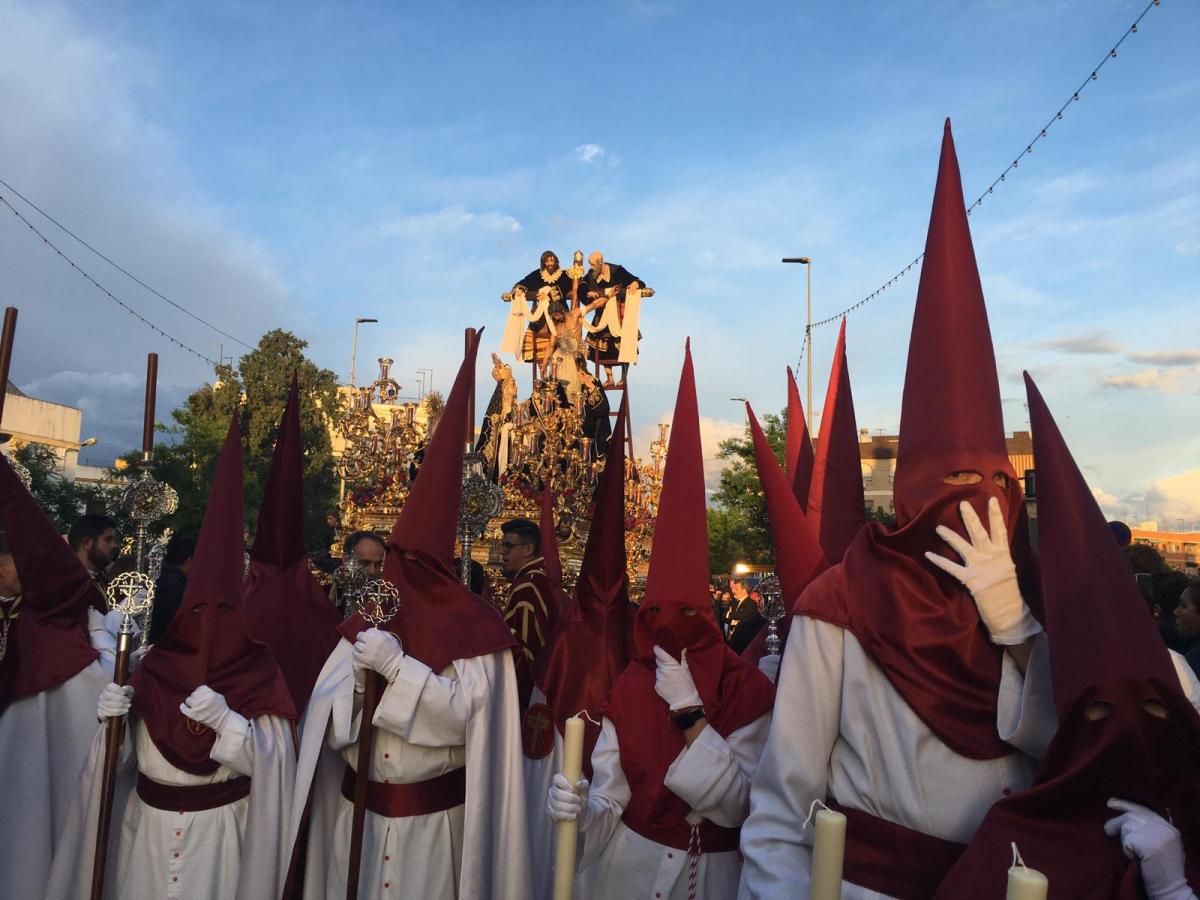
136,773,251,812
827,798,965,900
339,765,466,818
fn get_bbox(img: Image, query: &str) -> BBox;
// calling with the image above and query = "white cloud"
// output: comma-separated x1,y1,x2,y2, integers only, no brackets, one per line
1147,469,1200,529
633,412,745,501
374,206,521,239
573,144,606,164
1041,331,1121,355
1175,240,1200,256
1100,366,1200,394
1126,349,1200,367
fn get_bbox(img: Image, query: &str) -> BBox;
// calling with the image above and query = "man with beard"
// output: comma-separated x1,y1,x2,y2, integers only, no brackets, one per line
738,122,1054,899
68,513,119,597
583,252,648,387
504,252,577,374
548,341,774,899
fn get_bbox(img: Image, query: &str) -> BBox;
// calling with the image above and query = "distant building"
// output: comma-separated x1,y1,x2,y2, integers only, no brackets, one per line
842,428,1035,517
1130,525,1200,575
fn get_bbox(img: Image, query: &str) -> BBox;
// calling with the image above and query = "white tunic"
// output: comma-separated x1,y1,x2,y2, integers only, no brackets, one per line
290,641,533,900
46,709,295,900
0,657,112,900
737,616,1055,900
578,713,771,900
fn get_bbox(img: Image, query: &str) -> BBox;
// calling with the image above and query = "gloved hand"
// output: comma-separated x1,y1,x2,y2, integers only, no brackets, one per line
98,683,133,720
101,608,127,636
1105,799,1196,900
547,773,590,826
759,653,782,685
180,685,232,733
353,628,405,683
925,498,1041,645
654,645,703,712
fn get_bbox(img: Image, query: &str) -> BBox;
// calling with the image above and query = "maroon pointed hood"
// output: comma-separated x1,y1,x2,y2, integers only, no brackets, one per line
534,394,636,770
808,318,865,561
894,120,1017,531
747,403,827,608
798,122,1032,762
785,366,815,511
539,475,564,599
607,341,774,846
0,453,101,712
340,328,515,672
245,374,340,715
133,412,295,774
935,375,1200,899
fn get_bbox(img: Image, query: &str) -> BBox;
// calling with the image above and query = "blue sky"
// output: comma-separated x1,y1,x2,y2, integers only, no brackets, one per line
1,0,1197,524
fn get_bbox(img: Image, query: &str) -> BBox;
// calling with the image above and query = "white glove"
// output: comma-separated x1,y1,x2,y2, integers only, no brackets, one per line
1105,799,1196,900
547,773,590,826
353,628,405,683
101,608,126,636
653,645,703,712
925,498,1041,645
759,653,782,685
97,683,133,720
180,685,232,733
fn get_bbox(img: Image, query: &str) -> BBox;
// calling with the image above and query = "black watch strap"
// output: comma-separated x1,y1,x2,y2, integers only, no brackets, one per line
671,707,706,730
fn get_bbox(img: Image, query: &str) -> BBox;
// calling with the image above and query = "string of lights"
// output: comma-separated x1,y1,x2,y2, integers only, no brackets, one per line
796,0,1163,366
0,175,253,351
0,193,219,366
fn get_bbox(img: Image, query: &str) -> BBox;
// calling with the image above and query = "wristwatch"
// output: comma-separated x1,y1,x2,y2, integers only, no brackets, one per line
671,707,706,731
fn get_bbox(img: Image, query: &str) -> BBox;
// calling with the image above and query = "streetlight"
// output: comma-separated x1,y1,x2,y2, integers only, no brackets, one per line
350,317,378,387
782,257,812,433
730,397,749,427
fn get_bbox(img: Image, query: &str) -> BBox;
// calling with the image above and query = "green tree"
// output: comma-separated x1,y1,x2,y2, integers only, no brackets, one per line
707,410,789,575
13,443,120,532
130,330,341,552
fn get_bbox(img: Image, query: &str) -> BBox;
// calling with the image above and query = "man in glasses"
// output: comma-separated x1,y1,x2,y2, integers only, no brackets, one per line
500,517,556,708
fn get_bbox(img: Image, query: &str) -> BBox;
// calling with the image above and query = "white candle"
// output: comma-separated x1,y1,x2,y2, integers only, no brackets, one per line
553,715,586,900
810,808,846,900
1006,866,1048,900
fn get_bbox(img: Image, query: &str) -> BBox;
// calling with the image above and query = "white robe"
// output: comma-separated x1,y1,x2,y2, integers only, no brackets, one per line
0,656,113,900
737,616,1055,900
46,709,295,900
577,713,771,900
289,640,533,899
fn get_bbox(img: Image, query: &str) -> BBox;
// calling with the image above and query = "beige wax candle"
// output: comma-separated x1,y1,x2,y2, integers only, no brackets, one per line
810,808,846,900
552,715,586,900
1006,866,1048,900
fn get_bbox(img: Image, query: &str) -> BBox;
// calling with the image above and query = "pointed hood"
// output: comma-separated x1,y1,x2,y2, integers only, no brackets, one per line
133,412,295,774
808,318,866,561
533,394,636,770
785,366,815,510
340,328,515,673
1026,374,1176,713
245,374,340,715
747,403,827,608
249,373,305,568
607,340,774,848
796,122,1033,762
893,119,1016,529
935,376,1200,899
539,475,564,599
0,453,101,712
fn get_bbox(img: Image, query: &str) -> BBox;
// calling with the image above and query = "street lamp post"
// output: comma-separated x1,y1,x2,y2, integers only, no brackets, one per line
730,397,749,428
350,317,379,387
782,257,813,433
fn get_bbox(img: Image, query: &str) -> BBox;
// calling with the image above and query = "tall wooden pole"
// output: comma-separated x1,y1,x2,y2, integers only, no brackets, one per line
142,353,158,461
464,327,476,451
90,626,133,900
345,671,382,900
0,308,17,435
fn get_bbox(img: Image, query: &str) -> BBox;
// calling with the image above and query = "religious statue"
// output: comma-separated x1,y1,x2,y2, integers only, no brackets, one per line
582,251,654,386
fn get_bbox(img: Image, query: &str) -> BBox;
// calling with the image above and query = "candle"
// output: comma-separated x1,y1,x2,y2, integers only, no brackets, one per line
810,808,846,900
553,715,586,900
1006,866,1047,900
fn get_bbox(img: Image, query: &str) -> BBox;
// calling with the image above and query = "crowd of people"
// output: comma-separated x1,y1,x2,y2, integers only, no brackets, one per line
1,121,1197,900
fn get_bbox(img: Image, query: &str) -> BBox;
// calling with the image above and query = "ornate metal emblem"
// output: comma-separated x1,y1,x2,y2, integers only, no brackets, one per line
359,578,401,627
106,570,156,638
333,553,369,618
120,470,179,525
756,573,787,656
459,452,504,587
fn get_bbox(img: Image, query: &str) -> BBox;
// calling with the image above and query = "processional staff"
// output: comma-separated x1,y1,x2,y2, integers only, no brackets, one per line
0,308,33,489
345,579,401,900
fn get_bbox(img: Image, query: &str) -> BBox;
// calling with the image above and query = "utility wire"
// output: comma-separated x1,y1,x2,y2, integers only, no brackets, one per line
0,176,254,351
0,193,219,366
797,0,1164,367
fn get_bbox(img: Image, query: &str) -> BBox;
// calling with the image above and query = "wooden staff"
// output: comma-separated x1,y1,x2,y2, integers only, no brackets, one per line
0,307,17,435
346,670,383,900
464,327,476,452
553,715,586,900
142,353,158,460
90,621,134,900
